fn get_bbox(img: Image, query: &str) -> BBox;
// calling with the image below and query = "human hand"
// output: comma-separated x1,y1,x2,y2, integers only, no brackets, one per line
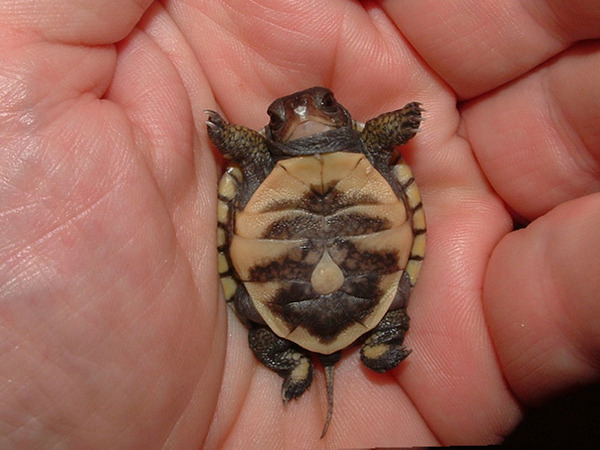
1,1,598,447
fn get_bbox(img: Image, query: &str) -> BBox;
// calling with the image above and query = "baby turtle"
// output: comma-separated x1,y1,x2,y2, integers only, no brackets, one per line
207,87,425,437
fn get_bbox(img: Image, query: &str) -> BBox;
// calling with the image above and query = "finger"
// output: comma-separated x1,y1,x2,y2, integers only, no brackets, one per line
1,0,151,122
174,1,429,123
462,41,600,221
1,1,221,446
483,193,600,405
1,0,151,45
174,0,342,123
386,0,600,98
0,1,150,270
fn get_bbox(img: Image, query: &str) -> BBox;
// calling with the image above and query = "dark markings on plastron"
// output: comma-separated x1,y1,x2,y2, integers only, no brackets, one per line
248,236,399,284
248,256,314,282
299,185,381,214
264,214,321,239
261,184,380,215
263,212,389,240
329,238,400,276
269,279,382,342
342,273,385,299
261,182,391,241
326,213,390,236
247,240,323,282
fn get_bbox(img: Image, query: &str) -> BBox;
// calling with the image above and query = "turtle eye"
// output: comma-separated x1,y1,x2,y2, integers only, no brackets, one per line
320,92,338,113
268,110,285,134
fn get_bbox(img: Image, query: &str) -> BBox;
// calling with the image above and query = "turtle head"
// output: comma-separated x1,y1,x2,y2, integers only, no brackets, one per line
266,87,351,142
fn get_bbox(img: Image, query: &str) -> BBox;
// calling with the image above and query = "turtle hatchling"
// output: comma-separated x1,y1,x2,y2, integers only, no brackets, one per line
207,87,425,437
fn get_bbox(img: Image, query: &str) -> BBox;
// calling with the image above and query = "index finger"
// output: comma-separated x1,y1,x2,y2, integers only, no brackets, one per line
385,0,600,98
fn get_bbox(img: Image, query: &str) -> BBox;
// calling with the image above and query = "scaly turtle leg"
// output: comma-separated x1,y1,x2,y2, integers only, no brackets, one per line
360,308,411,373
248,326,314,402
360,102,423,162
206,110,274,204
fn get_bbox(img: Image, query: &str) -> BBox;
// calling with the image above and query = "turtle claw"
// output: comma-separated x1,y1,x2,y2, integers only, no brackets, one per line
205,109,225,130
360,308,411,373
248,327,314,402
281,356,314,403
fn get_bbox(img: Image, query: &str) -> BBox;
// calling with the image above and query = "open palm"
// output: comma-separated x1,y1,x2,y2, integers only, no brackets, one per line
1,1,599,447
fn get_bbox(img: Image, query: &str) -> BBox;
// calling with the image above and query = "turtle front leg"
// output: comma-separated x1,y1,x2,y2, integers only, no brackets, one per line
206,110,274,193
248,326,314,402
360,308,411,373
361,102,423,164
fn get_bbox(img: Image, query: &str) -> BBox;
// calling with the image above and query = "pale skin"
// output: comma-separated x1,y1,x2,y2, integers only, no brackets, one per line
1,0,599,447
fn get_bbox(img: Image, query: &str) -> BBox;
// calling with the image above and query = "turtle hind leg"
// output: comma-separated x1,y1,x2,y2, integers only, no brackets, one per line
360,308,412,373
248,326,314,402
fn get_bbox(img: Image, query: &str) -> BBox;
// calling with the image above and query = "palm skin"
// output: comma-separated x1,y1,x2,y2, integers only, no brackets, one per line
1,0,598,447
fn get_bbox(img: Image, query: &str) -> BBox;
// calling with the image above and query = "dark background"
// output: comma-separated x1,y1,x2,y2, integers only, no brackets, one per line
503,382,599,448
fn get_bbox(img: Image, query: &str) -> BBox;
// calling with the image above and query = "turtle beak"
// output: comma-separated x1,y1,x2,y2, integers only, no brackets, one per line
285,104,336,140
286,119,335,141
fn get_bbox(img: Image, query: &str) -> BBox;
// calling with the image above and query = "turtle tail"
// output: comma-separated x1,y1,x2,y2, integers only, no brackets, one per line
318,351,342,438
320,363,335,438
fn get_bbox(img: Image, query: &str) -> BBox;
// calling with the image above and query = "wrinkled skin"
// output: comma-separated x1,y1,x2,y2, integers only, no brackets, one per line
1,0,599,447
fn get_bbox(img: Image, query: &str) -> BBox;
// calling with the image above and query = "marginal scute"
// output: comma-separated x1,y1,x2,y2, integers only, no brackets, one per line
217,227,226,246
412,207,426,231
412,233,426,257
217,253,229,274
405,260,423,287
405,181,422,209
221,276,238,300
217,199,229,224
218,168,240,199
392,158,413,182
217,164,241,303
